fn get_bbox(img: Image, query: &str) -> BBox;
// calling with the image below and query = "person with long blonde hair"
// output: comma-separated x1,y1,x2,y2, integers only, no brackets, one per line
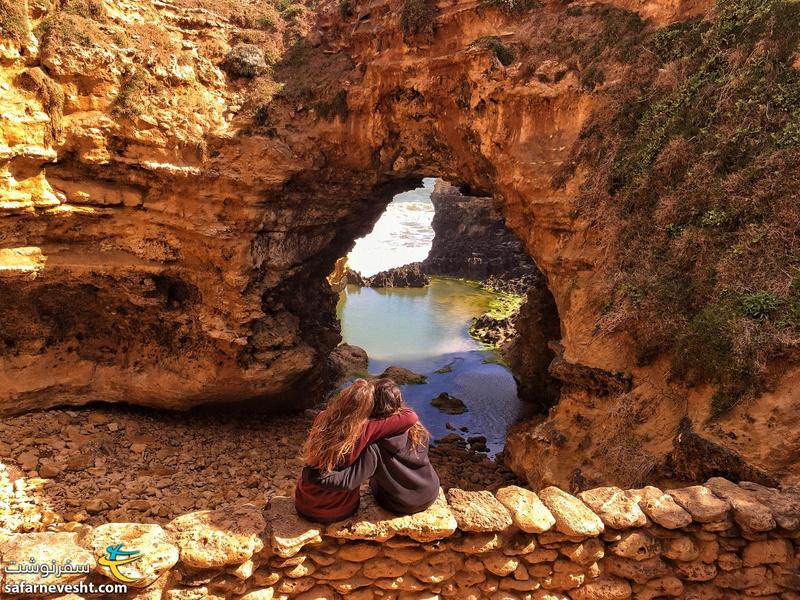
305,378,440,516
295,378,419,522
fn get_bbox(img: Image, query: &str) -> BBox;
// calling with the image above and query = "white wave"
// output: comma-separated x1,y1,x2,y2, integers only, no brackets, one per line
347,178,436,276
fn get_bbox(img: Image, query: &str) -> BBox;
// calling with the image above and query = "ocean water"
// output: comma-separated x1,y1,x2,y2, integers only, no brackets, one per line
346,178,436,277
338,181,531,453
337,279,533,455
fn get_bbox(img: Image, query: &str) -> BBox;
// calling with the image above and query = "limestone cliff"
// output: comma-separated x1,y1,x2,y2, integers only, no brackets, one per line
1,0,799,492
423,179,537,285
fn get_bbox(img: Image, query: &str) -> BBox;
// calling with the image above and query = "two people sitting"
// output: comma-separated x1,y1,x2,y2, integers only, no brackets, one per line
295,378,440,523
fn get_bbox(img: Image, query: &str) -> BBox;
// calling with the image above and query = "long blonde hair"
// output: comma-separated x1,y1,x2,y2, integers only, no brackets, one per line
303,379,375,473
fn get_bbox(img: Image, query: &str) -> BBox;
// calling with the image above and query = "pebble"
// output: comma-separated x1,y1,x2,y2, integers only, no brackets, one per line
0,405,519,531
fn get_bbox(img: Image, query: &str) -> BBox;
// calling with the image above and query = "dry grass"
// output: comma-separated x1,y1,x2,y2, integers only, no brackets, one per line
0,0,29,41
18,68,64,143
558,0,800,413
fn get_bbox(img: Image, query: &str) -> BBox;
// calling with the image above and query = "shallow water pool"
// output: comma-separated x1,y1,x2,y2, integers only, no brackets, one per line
337,278,534,454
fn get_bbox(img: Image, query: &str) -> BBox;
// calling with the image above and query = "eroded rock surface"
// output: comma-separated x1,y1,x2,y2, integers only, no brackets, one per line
1,479,797,599
0,0,797,495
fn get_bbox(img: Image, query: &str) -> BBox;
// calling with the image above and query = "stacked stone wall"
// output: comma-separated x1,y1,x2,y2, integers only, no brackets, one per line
2,478,800,599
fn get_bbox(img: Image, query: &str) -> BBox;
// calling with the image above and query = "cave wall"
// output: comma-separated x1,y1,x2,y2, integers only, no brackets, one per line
1,0,798,490
3,479,800,599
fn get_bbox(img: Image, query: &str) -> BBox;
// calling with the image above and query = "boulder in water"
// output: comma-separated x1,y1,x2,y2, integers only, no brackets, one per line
329,344,369,382
431,392,468,414
378,366,427,385
366,262,428,288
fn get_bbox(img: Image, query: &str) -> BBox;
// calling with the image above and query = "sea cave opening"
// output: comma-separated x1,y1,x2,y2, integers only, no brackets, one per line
330,177,562,473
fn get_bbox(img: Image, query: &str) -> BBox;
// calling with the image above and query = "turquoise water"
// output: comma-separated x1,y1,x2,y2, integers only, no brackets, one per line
337,278,533,454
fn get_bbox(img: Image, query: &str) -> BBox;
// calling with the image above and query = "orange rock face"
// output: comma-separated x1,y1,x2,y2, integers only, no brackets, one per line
2,0,797,490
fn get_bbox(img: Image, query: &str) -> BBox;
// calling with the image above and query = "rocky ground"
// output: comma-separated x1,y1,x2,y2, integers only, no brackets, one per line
0,405,519,533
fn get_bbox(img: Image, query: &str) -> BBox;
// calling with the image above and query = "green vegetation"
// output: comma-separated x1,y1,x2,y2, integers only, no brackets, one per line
112,69,154,119
0,0,29,41
61,0,105,20
37,11,103,48
740,291,780,320
560,0,800,398
18,68,64,142
471,36,515,66
482,290,524,320
400,0,436,38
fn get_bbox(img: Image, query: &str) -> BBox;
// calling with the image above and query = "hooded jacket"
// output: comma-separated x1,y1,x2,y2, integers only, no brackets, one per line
304,429,440,516
294,407,418,522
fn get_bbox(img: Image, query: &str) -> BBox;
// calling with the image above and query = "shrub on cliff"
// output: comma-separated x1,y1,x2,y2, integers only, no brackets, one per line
471,36,515,67
400,0,436,39
559,0,800,406
0,0,30,42
18,68,64,143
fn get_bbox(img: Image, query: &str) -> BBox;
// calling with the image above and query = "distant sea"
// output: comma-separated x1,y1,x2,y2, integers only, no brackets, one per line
346,178,436,277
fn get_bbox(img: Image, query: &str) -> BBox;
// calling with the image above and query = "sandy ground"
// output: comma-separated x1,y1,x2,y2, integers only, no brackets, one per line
0,404,521,532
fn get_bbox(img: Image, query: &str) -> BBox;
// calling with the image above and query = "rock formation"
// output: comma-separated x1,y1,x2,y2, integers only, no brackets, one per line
422,180,538,286
356,262,429,288
1,0,798,492
3,478,800,599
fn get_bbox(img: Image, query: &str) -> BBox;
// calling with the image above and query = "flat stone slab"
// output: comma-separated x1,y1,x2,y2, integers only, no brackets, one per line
446,489,512,532
166,505,266,568
739,481,800,530
0,532,96,586
83,522,179,587
495,485,556,533
633,486,692,529
578,486,647,530
268,496,322,558
538,487,604,537
667,485,730,523
327,489,457,542
705,477,775,532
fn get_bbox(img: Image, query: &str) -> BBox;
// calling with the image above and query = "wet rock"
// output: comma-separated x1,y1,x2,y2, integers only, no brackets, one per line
84,523,178,587
538,487,605,537
431,392,468,414
344,269,369,286
365,263,429,288
166,506,265,568
378,366,428,384
495,485,556,533
446,489,513,532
